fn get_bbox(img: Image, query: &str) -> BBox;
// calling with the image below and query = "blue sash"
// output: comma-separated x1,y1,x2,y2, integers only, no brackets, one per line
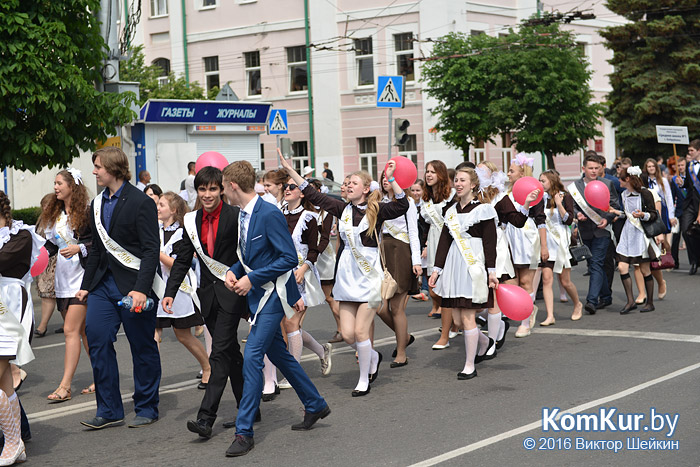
689,164,700,196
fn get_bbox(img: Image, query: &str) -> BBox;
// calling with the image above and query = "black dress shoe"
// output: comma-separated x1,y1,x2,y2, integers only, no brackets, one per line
391,335,415,358
474,338,496,364
690,264,698,275
81,416,124,430
222,410,261,429
457,370,477,380
128,416,158,428
226,435,254,457
640,305,655,313
596,299,612,310
291,404,331,431
584,302,597,315
351,385,371,397
496,320,510,350
187,419,213,439
262,383,280,401
197,382,208,390
34,329,47,338
389,359,408,368
368,352,383,383
619,304,637,315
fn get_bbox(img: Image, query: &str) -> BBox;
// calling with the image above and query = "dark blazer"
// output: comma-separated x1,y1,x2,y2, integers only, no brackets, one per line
165,202,245,317
80,182,160,297
571,176,620,240
682,164,700,217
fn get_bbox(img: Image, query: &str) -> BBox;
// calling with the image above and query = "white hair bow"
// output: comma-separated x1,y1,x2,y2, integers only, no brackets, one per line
513,153,534,167
490,171,507,193
67,168,83,185
475,167,492,193
627,166,642,177
370,180,381,192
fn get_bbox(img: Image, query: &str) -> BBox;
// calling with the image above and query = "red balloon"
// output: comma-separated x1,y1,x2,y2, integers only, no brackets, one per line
195,151,229,173
584,180,610,211
384,156,418,189
495,284,533,321
512,176,544,206
31,247,49,277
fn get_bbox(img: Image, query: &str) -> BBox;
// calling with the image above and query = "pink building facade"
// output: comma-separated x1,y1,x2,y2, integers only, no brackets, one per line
138,0,624,181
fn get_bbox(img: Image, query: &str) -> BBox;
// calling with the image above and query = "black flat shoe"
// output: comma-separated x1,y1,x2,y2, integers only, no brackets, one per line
496,320,510,350
640,305,655,313
187,419,213,439
34,329,47,338
55,327,64,334
261,384,279,402
351,385,371,397
81,416,124,430
391,335,415,358
291,405,331,431
584,302,597,315
476,316,487,328
619,304,637,315
197,382,208,390
390,359,408,368
690,264,698,275
457,370,477,380
368,352,382,383
474,338,496,364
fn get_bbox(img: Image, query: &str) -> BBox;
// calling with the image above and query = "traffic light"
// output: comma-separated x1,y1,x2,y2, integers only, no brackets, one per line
280,138,294,159
394,118,410,146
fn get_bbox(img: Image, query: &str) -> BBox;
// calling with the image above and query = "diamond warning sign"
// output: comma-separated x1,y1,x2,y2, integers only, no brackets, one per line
376,76,405,108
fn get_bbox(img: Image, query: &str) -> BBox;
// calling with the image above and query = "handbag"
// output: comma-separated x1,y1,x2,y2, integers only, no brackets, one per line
379,236,398,300
651,250,674,270
687,221,700,238
641,215,667,238
569,227,592,263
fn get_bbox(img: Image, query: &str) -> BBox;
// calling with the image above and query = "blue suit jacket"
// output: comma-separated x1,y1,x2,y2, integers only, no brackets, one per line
230,197,301,316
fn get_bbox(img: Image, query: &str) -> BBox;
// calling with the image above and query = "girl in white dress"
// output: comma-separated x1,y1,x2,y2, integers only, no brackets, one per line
608,167,661,314
537,170,583,324
280,155,408,396
419,160,457,349
429,168,499,380
43,169,93,402
155,192,211,386
505,155,548,338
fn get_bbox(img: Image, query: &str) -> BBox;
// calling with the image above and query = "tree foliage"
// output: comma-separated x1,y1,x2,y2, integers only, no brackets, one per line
120,46,213,106
601,0,700,158
421,19,603,168
0,0,136,172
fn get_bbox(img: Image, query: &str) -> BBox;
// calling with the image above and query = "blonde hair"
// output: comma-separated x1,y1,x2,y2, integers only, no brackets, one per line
350,171,382,238
508,163,532,192
457,167,480,195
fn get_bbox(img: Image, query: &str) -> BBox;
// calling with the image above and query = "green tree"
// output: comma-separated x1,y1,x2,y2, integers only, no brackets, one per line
121,46,210,106
421,19,603,168
601,0,700,159
0,0,136,172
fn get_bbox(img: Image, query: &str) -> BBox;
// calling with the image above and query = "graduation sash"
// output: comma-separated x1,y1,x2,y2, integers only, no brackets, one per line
341,204,382,309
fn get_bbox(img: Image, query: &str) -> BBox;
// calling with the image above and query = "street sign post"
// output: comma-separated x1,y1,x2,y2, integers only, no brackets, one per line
268,109,289,163
376,76,406,160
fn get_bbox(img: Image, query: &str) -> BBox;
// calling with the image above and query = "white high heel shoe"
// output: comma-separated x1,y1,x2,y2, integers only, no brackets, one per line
0,440,26,466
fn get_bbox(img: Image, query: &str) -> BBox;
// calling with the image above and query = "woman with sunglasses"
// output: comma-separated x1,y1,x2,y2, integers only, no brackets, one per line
279,153,408,397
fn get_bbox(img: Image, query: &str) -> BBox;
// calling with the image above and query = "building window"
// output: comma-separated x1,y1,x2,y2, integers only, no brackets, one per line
287,46,307,92
354,38,374,87
152,58,170,86
473,139,485,165
358,137,378,180
204,56,220,91
501,132,513,170
470,30,485,36
244,51,261,96
201,0,217,8
292,141,309,173
398,134,417,166
394,33,414,82
150,0,168,16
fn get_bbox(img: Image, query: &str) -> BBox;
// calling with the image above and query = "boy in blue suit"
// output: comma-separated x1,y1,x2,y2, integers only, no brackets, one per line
222,161,330,457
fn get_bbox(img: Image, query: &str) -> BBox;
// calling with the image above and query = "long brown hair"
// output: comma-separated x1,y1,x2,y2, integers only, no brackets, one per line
619,167,643,192
44,170,90,233
350,171,382,238
0,191,12,226
643,158,666,195
36,193,55,232
422,160,451,203
161,191,189,227
540,169,566,209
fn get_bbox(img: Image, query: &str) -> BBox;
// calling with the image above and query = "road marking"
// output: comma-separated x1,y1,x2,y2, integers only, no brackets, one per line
408,361,700,466
534,328,700,344
33,332,126,351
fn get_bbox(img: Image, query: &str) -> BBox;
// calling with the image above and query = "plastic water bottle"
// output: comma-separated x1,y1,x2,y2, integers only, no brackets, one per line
117,296,155,313
54,234,68,249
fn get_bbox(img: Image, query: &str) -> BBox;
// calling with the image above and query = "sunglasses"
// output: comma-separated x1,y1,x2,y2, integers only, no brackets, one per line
283,183,298,191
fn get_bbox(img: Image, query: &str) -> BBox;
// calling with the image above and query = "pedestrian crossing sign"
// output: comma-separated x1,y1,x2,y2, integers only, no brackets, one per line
376,76,405,108
268,109,288,135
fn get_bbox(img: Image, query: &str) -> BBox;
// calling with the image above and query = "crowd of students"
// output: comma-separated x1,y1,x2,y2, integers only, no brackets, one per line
0,141,694,462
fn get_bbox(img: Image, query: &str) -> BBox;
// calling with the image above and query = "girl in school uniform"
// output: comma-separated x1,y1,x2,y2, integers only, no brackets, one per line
280,155,408,396
155,192,211,388
429,168,499,380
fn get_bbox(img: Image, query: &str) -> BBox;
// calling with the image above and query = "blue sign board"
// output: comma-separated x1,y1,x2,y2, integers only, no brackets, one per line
376,76,405,108
268,109,289,135
139,100,271,124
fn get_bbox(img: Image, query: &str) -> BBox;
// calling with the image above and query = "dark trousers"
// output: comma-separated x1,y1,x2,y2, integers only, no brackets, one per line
604,238,616,296
85,274,161,420
582,235,612,306
681,209,700,266
236,295,326,437
197,296,245,424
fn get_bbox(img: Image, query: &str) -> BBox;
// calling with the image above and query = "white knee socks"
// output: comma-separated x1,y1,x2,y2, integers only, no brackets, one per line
462,328,479,375
355,339,372,392
262,354,277,394
487,312,504,341
287,330,303,362
476,329,489,356
0,391,21,460
301,329,324,358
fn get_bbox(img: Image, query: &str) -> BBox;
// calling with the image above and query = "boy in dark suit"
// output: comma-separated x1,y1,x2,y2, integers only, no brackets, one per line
76,147,161,430
222,161,330,457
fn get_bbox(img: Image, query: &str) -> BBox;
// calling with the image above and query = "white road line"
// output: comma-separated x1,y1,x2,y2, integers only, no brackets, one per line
534,328,700,344
32,332,127,351
409,362,700,467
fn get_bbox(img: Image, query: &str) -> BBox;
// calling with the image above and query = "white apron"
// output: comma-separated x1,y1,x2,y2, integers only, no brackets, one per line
492,193,515,279
290,210,325,308
421,189,455,274
47,211,84,298
504,193,540,269
156,226,197,319
315,211,336,281
542,193,573,274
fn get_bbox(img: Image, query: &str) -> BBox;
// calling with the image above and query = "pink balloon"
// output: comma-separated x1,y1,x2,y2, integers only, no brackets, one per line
31,247,49,277
385,156,418,189
584,180,610,211
495,284,534,321
195,151,229,173
512,176,544,206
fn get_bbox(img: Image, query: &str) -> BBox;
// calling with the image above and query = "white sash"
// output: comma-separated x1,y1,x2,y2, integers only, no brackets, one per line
508,193,541,269
160,225,201,310
236,210,294,325
623,195,662,258
383,217,410,243
183,211,230,282
544,203,572,274
422,199,445,230
341,204,382,309
93,195,165,299
55,212,77,246
568,181,606,225
0,278,34,366
290,211,325,307
444,204,493,303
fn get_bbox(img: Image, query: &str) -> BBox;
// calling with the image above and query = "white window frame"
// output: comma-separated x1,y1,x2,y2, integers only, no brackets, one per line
354,38,374,88
203,56,220,92
244,51,261,98
150,0,168,17
292,141,309,173
157,76,170,87
501,148,512,171
287,46,308,94
394,32,415,83
198,0,218,10
358,137,378,181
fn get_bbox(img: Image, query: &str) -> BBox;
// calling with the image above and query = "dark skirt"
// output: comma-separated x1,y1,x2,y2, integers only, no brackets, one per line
442,291,494,310
56,296,86,312
381,234,415,295
157,310,205,329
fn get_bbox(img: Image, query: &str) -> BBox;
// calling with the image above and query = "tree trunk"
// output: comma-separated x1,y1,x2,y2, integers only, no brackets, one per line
546,151,556,170
462,142,470,163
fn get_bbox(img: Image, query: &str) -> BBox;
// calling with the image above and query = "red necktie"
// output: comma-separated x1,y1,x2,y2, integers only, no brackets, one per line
206,214,215,257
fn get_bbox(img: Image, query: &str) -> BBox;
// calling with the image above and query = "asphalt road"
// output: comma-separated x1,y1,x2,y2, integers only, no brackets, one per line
14,263,700,466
